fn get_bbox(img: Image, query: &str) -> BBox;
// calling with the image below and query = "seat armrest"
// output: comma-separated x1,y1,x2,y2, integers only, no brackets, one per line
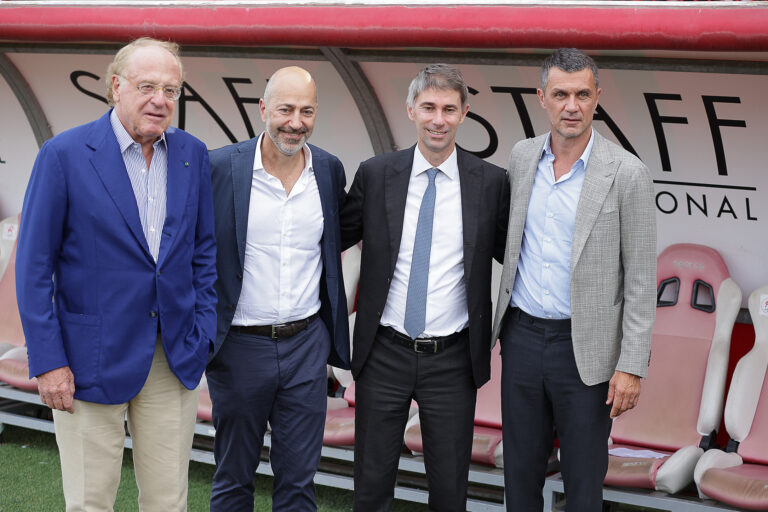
655,445,703,494
693,448,742,498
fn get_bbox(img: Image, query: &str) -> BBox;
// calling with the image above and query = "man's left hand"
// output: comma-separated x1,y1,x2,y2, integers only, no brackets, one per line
606,371,641,419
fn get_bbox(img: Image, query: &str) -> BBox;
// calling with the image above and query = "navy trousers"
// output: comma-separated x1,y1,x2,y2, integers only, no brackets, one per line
500,307,612,512
207,318,331,512
353,328,476,512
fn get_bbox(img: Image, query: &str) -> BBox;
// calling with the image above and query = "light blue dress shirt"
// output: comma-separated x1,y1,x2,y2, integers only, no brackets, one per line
110,109,168,262
510,130,595,319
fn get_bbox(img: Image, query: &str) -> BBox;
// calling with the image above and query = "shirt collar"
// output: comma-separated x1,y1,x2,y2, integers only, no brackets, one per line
541,128,595,172
109,108,166,154
254,133,313,174
412,144,458,180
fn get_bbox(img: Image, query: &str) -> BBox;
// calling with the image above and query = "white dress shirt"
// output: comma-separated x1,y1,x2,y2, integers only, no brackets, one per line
380,145,468,337
232,134,323,325
511,130,595,319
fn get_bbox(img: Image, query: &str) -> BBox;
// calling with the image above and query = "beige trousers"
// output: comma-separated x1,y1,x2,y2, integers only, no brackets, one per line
53,340,200,512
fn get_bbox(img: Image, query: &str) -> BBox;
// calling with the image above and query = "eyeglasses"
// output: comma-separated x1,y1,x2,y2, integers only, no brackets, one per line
118,75,182,101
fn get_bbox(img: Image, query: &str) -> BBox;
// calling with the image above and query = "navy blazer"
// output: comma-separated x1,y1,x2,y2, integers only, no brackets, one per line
208,137,350,370
16,110,218,404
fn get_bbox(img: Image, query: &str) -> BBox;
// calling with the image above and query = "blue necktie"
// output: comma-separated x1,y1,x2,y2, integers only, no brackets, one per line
404,167,439,340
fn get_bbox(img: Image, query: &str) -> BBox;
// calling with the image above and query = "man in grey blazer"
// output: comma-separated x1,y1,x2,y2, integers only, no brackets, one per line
491,48,656,511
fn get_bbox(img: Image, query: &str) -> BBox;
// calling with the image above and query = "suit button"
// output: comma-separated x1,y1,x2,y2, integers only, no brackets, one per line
377,311,381,317
157,271,162,276
149,311,157,318
237,274,243,280
227,304,235,311
505,288,509,294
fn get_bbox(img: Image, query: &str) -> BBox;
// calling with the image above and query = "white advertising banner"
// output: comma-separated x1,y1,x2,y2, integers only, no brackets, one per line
363,62,766,304
8,53,374,184
2,53,765,302
0,74,41,219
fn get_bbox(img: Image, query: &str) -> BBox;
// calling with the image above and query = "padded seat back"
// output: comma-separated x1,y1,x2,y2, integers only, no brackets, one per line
343,381,356,407
723,285,768,465
0,214,24,347
611,243,741,451
474,342,502,429
342,244,361,315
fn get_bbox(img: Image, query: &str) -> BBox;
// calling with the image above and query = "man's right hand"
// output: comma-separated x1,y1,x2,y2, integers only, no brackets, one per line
37,366,75,413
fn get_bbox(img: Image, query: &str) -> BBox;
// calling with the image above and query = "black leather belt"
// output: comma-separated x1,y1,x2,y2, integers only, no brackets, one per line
234,312,319,340
510,306,571,331
378,325,467,354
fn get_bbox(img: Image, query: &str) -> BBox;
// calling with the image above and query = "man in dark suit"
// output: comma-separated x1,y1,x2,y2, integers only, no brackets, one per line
207,66,349,511
16,38,217,510
341,63,509,511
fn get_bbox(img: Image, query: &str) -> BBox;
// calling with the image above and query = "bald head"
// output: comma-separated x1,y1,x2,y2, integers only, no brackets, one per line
263,66,317,107
259,66,318,157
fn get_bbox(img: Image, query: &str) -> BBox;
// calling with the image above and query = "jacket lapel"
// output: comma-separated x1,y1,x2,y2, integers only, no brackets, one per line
384,147,415,272
88,112,152,261
157,128,191,265
312,147,333,223
312,148,335,268
231,139,257,268
507,136,544,266
457,149,481,286
571,132,618,272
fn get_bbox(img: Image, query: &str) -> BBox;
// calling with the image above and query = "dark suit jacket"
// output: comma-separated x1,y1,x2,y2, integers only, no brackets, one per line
209,137,350,369
340,146,509,388
16,110,217,404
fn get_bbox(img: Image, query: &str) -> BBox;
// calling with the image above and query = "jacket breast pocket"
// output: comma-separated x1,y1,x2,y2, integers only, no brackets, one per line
591,210,620,244
59,310,102,388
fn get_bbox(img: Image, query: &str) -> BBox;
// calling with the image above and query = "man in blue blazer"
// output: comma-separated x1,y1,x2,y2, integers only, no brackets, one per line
207,66,349,511
16,38,217,511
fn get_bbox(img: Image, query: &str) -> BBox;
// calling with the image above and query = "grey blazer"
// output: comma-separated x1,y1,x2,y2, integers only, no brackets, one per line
491,130,657,386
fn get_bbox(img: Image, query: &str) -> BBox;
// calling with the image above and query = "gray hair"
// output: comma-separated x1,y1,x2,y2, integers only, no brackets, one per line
540,48,599,91
406,63,468,108
106,37,183,106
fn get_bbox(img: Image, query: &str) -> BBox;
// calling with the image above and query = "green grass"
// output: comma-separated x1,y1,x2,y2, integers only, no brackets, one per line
0,425,426,511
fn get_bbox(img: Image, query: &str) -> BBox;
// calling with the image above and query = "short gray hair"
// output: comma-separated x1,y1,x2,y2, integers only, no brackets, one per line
406,63,468,108
106,37,183,106
540,48,599,91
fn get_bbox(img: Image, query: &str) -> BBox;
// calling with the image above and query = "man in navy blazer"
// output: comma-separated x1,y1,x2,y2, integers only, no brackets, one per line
16,38,217,511
207,66,349,511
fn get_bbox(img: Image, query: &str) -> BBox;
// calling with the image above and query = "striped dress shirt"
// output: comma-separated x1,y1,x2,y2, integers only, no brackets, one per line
109,109,168,262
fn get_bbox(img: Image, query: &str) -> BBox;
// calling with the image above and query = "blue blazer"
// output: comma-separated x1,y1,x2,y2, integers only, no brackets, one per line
16,110,218,404
209,137,350,370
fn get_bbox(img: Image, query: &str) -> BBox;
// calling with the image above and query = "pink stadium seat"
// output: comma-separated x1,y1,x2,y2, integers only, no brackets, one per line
0,214,24,348
0,213,37,391
197,373,212,422
330,244,361,388
0,346,36,391
323,382,357,446
694,284,768,510
404,343,504,467
605,244,741,493
322,245,362,446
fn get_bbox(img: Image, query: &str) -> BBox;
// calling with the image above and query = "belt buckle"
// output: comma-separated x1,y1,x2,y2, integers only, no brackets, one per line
271,323,287,339
413,338,438,354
